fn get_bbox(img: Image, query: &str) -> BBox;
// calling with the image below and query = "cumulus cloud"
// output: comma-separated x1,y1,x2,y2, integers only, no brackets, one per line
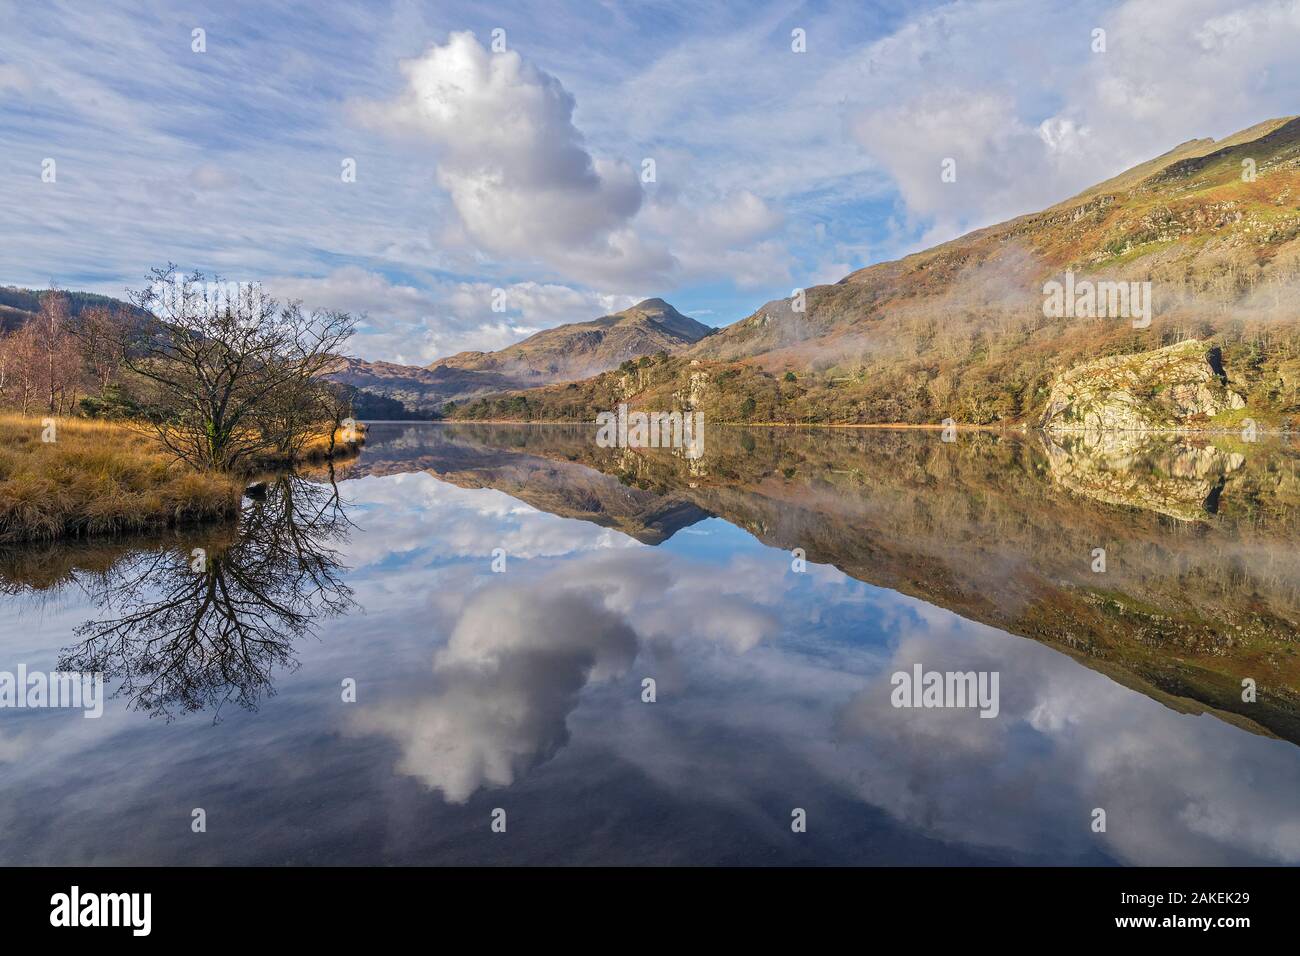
354,31,664,281
353,31,793,290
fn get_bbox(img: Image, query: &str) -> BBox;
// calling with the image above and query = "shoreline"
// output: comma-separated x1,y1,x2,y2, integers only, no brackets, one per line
407,418,1292,436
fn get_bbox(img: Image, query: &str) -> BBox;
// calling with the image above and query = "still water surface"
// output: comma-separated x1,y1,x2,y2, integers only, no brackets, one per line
1,422,1297,865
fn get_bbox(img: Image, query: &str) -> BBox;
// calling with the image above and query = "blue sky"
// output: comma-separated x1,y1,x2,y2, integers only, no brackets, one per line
2,0,1299,363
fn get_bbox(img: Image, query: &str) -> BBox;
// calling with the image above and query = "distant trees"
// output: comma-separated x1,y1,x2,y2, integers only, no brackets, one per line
76,304,123,392
0,273,359,470
0,289,83,415
124,265,355,472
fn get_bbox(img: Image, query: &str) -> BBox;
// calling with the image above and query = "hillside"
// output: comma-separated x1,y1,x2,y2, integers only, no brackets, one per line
451,116,1300,429
321,355,517,416
0,286,152,333
327,298,710,415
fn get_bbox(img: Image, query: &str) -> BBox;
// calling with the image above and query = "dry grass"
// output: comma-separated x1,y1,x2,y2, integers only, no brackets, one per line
0,414,242,544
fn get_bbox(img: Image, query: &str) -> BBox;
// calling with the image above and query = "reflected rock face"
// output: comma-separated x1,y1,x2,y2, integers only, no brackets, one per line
1039,339,1245,432
1038,430,1246,520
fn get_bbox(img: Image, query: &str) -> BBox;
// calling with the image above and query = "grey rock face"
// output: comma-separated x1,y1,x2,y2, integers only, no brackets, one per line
1039,339,1245,433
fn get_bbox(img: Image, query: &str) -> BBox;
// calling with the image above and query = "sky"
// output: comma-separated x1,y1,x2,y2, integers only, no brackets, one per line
2,0,1299,364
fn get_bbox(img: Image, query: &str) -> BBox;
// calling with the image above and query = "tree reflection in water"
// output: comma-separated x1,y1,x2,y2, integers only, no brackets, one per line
56,475,354,720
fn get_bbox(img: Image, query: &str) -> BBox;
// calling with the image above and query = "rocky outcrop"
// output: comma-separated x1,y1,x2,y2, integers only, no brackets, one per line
1038,339,1245,432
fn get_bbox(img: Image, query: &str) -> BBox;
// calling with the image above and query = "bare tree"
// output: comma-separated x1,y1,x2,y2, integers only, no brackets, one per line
75,303,123,393
0,326,16,410
32,290,81,413
125,265,355,472
314,379,355,456
0,320,42,414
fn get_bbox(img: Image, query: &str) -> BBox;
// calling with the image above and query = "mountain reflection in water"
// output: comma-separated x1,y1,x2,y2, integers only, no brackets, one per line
351,423,1300,746
0,423,1297,866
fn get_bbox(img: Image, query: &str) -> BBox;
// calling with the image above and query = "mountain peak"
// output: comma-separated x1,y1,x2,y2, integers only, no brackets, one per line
424,297,711,379
325,298,712,413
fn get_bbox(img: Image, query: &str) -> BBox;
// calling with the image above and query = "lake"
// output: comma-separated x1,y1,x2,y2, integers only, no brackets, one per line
1,421,1297,865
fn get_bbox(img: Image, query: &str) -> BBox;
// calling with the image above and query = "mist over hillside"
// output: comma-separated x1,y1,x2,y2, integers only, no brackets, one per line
452,116,1300,430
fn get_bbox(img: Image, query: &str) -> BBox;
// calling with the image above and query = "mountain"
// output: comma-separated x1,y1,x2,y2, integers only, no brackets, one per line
327,298,710,415
321,355,519,417
432,297,710,380
450,116,1300,430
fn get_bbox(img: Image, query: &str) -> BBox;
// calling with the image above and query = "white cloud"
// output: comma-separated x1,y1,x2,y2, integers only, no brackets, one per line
354,31,662,280
353,30,796,290
853,91,1059,240
354,583,639,802
640,190,789,288
850,0,1300,244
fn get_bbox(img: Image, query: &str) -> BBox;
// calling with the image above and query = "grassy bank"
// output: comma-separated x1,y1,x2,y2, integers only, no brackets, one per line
0,417,368,544
0,415,243,544
0,417,366,546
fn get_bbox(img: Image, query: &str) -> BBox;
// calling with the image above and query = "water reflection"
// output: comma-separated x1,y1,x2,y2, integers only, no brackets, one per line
1037,429,1245,519
356,578,640,802
1,423,1298,865
4,475,352,720
353,423,1300,746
